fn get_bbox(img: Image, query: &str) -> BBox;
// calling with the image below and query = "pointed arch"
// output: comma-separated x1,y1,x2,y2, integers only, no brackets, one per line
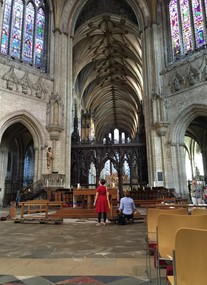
0,110,48,149
61,0,151,36
168,104,207,146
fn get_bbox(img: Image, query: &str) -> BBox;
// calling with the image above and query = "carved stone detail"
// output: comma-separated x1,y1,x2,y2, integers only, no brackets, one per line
20,72,33,95
2,66,19,91
169,72,184,93
33,77,47,99
1,66,50,100
154,122,169,137
186,66,198,87
46,93,64,140
162,52,207,96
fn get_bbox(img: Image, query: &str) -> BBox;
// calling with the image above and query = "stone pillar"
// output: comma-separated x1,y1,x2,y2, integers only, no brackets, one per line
201,150,207,182
64,35,73,188
0,0,4,37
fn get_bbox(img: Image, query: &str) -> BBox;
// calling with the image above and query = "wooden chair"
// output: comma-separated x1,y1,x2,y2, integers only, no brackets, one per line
167,228,207,285
156,214,207,285
145,208,188,280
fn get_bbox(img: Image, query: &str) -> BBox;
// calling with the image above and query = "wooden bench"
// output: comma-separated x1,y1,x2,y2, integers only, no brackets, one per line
18,200,65,218
134,198,176,207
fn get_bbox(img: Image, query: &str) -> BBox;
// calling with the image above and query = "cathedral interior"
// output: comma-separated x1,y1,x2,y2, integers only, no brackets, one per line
0,0,207,206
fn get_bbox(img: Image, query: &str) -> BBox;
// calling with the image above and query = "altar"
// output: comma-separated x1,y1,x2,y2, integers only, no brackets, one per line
73,188,119,209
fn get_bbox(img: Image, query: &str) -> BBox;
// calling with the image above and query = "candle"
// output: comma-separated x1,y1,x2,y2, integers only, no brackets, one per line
46,179,48,187
153,181,156,187
112,183,115,188
77,183,80,188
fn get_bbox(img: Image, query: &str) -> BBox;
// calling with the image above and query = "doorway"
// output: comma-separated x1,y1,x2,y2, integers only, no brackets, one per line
0,123,34,206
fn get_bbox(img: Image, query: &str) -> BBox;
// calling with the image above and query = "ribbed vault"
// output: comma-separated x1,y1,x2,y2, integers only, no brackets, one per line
73,7,143,141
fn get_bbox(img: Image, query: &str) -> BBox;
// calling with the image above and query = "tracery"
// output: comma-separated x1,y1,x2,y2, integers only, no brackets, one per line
0,0,47,70
169,0,207,61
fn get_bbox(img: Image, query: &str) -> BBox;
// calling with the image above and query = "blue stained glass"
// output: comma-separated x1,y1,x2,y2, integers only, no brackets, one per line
11,29,21,58
13,4,23,29
0,0,47,69
25,4,34,34
24,35,33,61
23,3,35,63
192,0,205,47
1,0,12,54
35,8,45,66
10,0,23,58
4,2,12,25
36,9,45,39
1,25,9,54
35,40,44,66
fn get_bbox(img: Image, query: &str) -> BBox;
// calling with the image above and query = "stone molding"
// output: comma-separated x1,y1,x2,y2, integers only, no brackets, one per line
1,66,49,100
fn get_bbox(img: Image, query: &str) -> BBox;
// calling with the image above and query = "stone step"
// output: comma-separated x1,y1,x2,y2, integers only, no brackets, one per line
48,207,117,219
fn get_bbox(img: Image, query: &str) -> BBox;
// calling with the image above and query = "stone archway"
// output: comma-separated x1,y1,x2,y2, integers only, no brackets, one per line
167,104,207,195
0,123,34,206
0,111,47,206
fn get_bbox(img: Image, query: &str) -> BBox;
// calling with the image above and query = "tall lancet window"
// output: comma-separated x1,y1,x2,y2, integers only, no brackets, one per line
0,0,47,70
169,0,207,62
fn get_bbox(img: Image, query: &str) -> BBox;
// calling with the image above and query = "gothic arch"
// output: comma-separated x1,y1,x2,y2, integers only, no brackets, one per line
0,110,48,149
167,104,207,146
61,0,151,36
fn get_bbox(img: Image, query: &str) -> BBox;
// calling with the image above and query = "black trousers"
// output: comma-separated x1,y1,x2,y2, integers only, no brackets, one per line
98,212,107,223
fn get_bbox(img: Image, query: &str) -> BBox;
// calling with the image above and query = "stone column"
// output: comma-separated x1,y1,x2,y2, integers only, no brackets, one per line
142,23,170,188
33,146,40,181
64,35,73,188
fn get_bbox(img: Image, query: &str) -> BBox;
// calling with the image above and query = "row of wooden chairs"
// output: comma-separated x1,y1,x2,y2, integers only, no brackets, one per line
167,228,207,285
157,213,207,284
145,207,207,283
145,208,188,280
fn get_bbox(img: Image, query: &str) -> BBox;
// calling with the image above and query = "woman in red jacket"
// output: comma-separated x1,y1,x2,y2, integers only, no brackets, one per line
93,179,110,226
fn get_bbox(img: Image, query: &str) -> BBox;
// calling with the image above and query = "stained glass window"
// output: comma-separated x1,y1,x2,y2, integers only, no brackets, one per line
180,0,193,52
205,0,207,18
0,0,47,70
192,0,205,47
169,0,207,61
35,8,45,66
169,0,181,55
1,0,12,55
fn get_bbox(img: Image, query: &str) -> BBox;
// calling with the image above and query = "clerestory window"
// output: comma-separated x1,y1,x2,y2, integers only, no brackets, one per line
168,0,207,62
0,0,47,70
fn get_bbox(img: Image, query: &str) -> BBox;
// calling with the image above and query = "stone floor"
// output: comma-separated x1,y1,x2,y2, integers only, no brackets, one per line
0,207,161,285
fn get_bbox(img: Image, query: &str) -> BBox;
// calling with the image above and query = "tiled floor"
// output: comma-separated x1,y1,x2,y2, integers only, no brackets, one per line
0,275,159,285
0,207,159,285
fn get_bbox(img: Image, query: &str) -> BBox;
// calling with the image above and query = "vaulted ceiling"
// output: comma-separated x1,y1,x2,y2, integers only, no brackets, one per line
73,0,142,141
